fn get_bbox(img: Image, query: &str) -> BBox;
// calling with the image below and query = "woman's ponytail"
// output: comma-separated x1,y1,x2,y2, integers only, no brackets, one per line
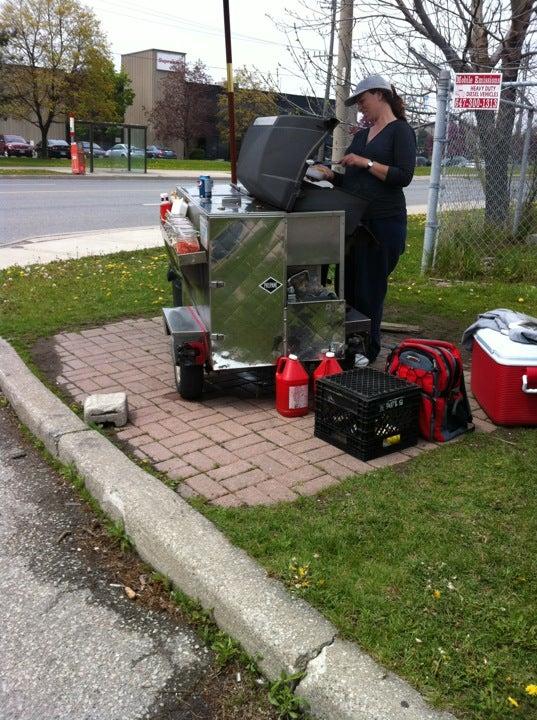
379,85,407,120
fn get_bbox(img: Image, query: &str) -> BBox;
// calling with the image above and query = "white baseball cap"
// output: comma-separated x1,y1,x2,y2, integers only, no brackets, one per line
345,74,393,107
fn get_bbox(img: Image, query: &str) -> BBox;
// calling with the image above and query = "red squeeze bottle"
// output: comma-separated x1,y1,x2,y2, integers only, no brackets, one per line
160,193,173,223
313,351,343,395
275,354,309,417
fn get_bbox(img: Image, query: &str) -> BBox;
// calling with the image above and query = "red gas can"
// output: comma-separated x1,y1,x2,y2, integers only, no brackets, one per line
276,354,309,417
313,351,343,395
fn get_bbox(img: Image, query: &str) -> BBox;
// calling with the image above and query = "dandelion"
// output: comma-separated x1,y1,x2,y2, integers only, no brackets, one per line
507,697,519,708
433,589,441,600
518,297,525,303
525,685,537,696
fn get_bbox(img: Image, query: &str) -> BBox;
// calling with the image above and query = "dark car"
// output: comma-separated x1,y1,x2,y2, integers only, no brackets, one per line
80,141,106,158
146,145,177,159
415,155,431,166
0,134,33,157
441,155,470,167
146,144,163,158
35,139,71,158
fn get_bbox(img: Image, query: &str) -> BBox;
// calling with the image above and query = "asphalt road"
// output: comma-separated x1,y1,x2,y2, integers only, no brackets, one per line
0,176,193,246
0,400,220,719
0,174,432,246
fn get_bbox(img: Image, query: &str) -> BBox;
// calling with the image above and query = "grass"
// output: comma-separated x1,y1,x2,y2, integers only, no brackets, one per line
0,249,169,362
0,156,231,172
384,215,537,336
198,433,537,720
1,215,537,719
0,168,64,175
432,207,537,282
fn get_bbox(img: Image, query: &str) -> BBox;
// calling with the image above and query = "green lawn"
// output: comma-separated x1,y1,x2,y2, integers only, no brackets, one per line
0,168,63,175
199,434,537,720
0,156,231,172
1,216,536,719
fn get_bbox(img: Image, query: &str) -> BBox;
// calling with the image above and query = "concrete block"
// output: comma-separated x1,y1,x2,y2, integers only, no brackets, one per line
296,639,456,720
57,428,336,680
0,338,87,455
84,392,128,427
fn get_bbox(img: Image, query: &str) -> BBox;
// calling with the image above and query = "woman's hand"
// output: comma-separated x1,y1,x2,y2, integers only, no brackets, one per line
339,153,369,168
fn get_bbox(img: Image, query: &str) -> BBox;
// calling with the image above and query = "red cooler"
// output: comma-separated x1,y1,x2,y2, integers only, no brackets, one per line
471,328,537,425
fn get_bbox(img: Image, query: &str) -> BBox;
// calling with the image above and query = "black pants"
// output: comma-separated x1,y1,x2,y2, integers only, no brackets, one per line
347,213,407,361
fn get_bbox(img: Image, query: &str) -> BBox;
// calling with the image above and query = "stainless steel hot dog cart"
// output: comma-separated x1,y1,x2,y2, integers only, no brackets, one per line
161,116,370,399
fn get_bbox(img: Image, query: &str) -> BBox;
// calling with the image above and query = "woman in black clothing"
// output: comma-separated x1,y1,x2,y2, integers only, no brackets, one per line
313,74,416,363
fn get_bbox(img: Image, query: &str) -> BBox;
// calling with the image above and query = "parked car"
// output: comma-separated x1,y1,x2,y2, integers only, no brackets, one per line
0,134,33,157
35,139,71,158
105,143,145,158
441,155,471,167
146,144,163,158
146,145,177,159
415,155,431,166
80,141,106,158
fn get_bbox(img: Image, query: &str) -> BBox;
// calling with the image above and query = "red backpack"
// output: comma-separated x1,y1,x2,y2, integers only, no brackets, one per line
385,339,474,442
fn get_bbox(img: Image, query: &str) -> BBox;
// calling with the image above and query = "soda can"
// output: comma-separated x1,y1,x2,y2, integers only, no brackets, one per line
198,175,213,199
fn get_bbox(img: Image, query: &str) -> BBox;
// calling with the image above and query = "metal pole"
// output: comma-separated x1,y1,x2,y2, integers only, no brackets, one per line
421,69,450,274
89,122,94,174
223,0,237,184
144,126,147,174
512,107,534,236
331,0,354,165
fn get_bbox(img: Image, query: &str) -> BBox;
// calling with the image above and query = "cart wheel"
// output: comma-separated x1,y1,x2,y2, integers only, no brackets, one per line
174,363,204,400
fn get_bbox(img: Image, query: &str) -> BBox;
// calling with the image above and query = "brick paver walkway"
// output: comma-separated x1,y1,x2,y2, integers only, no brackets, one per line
45,318,495,507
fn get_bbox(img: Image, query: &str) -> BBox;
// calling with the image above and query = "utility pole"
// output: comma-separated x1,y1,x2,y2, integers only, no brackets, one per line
317,0,338,161
331,0,353,165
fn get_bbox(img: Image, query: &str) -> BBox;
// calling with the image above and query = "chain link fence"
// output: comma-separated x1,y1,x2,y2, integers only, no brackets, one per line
432,96,537,282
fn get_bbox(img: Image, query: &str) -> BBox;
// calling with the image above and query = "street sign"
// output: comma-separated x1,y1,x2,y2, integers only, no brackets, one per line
454,73,502,110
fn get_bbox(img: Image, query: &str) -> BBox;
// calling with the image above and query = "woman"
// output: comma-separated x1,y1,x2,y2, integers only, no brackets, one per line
313,74,416,363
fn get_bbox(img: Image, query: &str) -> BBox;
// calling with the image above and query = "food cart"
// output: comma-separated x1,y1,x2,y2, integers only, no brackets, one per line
161,116,370,399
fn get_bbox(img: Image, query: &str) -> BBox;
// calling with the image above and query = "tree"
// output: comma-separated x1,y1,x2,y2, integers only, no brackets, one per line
0,28,13,115
273,1,536,224
71,50,134,122
356,0,536,225
150,59,214,157
112,70,135,122
0,0,119,156
216,66,280,150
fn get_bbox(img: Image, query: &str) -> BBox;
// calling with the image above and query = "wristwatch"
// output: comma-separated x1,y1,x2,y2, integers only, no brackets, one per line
366,159,374,169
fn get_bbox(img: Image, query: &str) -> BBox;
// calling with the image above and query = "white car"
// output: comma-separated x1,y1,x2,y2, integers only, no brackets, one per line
105,143,145,158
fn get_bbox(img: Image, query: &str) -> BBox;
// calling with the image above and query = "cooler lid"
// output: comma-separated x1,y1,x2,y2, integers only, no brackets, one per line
474,327,537,366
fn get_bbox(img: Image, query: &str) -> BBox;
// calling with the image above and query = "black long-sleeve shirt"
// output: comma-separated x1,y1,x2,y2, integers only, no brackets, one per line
333,119,416,219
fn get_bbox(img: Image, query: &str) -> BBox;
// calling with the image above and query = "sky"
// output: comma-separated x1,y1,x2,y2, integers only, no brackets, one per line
83,0,328,96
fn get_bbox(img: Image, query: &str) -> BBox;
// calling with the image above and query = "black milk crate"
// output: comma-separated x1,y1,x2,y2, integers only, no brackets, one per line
314,368,420,461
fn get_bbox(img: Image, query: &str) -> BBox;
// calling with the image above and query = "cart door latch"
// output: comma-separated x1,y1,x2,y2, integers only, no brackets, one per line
209,280,225,288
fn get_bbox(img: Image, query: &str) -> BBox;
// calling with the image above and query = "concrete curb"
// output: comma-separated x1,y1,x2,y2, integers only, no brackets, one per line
0,337,456,720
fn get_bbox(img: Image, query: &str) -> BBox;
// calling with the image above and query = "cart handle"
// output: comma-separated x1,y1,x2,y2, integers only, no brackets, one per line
522,373,537,394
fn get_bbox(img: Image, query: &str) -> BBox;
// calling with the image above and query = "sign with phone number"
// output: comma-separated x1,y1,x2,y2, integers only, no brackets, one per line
454,73,502,111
